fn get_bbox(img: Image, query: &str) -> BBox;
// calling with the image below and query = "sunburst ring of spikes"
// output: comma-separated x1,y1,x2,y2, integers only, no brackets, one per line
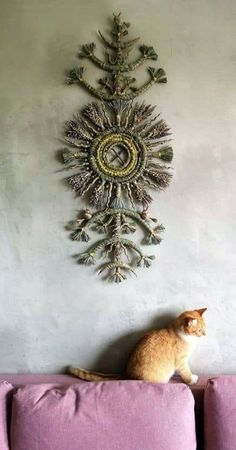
62,13,173,283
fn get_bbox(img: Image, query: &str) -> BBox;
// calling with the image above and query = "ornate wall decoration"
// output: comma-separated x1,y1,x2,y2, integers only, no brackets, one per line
62,13,173,282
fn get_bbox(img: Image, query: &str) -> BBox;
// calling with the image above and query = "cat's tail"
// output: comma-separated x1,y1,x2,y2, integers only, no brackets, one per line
69,366,121,381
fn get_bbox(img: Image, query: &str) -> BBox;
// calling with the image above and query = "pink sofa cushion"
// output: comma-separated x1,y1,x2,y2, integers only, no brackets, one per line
0,381,14,450
204,376,236,450
11,380,196,450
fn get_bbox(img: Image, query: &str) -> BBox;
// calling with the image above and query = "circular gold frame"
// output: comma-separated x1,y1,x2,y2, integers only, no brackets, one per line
89,131,147,182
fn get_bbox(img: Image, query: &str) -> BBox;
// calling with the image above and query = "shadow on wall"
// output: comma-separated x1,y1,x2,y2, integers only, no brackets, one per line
92,312,176,374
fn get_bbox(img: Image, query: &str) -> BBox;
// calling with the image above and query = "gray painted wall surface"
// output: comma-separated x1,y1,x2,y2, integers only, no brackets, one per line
0,0,236,374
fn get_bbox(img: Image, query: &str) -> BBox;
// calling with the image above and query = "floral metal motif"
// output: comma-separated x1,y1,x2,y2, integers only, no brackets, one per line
62,13,173,282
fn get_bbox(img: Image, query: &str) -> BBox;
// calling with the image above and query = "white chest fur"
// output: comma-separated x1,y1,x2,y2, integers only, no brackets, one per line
177,332,198,354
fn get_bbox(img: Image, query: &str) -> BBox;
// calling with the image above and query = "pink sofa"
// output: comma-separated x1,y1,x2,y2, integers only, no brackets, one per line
0,375,234,450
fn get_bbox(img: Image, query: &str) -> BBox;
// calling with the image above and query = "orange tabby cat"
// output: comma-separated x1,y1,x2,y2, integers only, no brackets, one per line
70,308,207,385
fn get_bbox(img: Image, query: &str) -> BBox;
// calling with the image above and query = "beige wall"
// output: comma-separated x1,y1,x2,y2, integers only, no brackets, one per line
0,0,236,373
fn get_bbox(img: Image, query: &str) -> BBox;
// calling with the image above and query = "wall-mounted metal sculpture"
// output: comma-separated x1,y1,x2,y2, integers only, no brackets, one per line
62,13,173,282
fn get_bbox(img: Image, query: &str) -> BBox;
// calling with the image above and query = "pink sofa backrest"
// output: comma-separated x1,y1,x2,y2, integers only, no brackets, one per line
10,380,196,450
0,374,210,450
204,376,236,450
0,381,14,450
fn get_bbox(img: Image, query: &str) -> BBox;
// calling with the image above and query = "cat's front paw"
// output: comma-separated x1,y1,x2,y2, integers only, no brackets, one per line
189,374,198,385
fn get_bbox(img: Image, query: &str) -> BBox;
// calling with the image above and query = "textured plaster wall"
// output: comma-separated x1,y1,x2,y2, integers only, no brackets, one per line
0,0,236,374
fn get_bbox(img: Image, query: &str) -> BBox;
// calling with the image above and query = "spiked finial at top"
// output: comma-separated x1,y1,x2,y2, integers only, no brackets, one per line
67,13,167,101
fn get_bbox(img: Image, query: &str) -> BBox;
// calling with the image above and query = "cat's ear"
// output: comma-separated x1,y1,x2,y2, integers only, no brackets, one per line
195,308,207,316
185,317,197,327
